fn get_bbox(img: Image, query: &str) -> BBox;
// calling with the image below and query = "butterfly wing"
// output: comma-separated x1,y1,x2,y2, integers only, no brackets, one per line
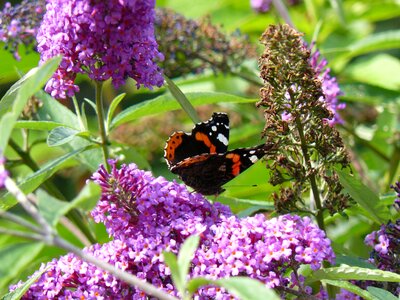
164,112,229,167
171,144,268,195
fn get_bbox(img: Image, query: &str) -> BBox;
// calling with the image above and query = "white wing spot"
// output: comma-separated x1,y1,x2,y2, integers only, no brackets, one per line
249,155,258,163
211,125,217,131
249,150,255,154
217,133,228,146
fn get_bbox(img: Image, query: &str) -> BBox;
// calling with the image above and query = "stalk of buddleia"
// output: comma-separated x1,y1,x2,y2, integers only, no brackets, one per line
257,24,350,228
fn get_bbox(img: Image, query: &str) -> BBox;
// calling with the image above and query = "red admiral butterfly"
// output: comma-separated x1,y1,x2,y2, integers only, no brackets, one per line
164,112,269,195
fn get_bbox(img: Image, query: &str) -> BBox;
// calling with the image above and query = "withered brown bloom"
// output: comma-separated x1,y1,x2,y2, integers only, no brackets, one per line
155,8,255,78
257,24,350,225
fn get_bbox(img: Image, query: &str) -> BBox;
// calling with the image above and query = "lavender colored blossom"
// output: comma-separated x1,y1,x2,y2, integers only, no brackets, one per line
251,0,272,13
0,0,45,60
309,47,345,126
391,181,400,211
13,161,334,298
0,155,8,188
37,0,164,99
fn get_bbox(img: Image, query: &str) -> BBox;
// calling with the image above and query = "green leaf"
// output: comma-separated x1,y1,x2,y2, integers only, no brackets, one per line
14,120,66,131
308,266,400,283
163,252,184,295
110,92,256,129
47,126,80,147
37,92,103,171
186,277,279,300
106,93,126,133
0,242,44,291
347,30,400,58
177,235,200,288
0,56,61,150
215,277,280,300
37,189,70,226
343,54,400,91
0,145,95,209
69,182,101,211
367,286,399,300
336,169,388,224
36,90,78,128
2,265,49,300
83,98,97,113
321,279,376,300
165,76,200,123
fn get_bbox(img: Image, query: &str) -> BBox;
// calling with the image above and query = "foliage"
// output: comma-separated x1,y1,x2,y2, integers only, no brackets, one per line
0,0,399,299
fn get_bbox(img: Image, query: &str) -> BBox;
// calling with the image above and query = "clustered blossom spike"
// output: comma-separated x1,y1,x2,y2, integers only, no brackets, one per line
37,0,164,99
12,161,334,299
309,47,345,126
155,8,255,78
257,24,350,215
0,0,45,60
339,188,400,298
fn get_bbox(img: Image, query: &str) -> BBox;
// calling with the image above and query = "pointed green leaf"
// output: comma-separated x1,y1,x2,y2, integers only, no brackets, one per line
110,92,256,129
106,93,126,132
0,145,95,209
0,56,61,150
308,266,400,283
336,169,388,224
37,189,70,226
163,251,184,295
14,120,66,131
348,30,400,57
2,265,49,300
0,242,44,291
177,235,200,288
321,279,376,300
70,181,101,211
215,277,280,300
165,76,200,123
47,126,80,147
367,286,398,300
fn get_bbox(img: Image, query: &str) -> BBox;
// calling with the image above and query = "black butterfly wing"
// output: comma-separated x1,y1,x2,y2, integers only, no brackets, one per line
164,112,229,167
171,144,268,195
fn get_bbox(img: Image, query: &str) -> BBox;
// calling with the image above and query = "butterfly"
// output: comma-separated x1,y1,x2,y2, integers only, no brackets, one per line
164,112,269,195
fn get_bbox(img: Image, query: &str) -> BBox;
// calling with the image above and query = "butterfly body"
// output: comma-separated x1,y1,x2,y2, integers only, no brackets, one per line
164,112,268,195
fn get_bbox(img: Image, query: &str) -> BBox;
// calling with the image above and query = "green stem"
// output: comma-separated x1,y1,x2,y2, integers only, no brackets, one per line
272,0,295,28
72,96,86,131
294,116,325,231
95,81,110,172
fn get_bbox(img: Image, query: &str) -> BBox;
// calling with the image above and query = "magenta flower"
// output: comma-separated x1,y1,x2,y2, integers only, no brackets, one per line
309,47,345,126
12,161,334,298
250,0,272,13
0,155,8,188
37,0,164,99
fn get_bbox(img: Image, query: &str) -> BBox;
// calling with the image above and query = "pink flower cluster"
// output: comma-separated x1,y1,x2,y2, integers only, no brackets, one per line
13,161,334,299
37,0,164,99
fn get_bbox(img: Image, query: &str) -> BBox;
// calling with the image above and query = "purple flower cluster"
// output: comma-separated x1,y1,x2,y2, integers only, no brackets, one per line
364,220,400,273
0,0,45,60
0,155,8,188
13,161,334,298
37,0,164,99
309,47,345,126
250,0,272,13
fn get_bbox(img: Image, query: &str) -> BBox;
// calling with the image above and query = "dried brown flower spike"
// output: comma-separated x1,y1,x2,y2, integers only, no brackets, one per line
257,24,350,226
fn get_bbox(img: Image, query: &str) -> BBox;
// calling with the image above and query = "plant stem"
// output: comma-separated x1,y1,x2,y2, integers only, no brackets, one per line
95,81,110,172
272,0,295,28
294,116,325,231
72,96,86,131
